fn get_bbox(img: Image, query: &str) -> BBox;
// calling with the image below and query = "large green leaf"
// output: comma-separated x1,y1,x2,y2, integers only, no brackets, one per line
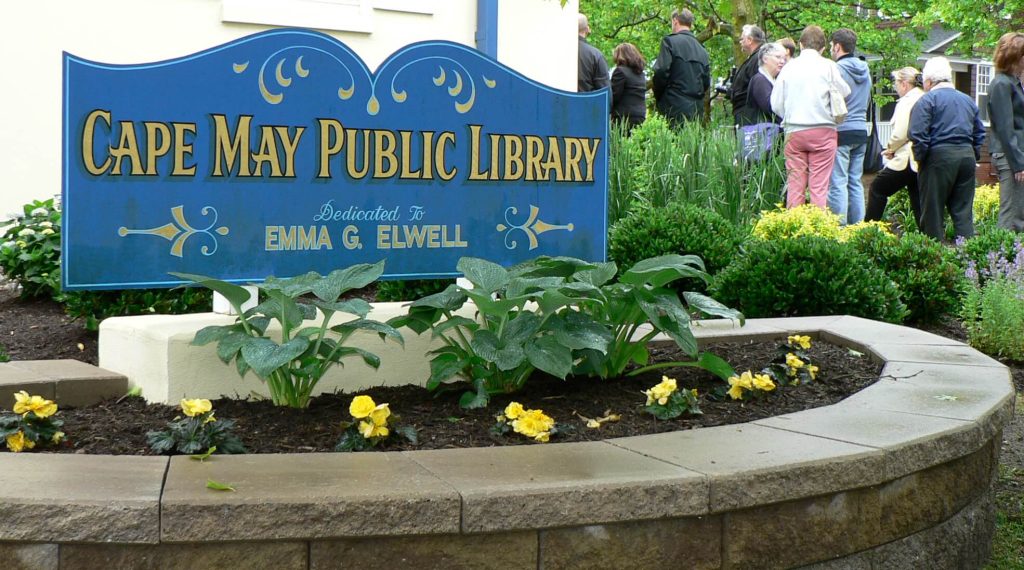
169,272,253,310
574,262,618,287
683,292,745,324
459,378,490,409
216,331,250,364
526,335,572,379
240,337,311,377
620,255,708,288
313,261,385,302
501,312,543,346
330,319,404,345
253,290,304,329
471,330,525,371
428,352,465,390
193,324,236,346
408,284,467,312
457,257,509,293
311,298,372,318
549,312,611,352
505,276,564,299
464,289,521,315
262,272,320,297
430,316,479,339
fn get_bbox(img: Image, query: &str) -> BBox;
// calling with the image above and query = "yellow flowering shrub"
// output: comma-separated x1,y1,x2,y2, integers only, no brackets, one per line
837,221,893,242
974,185,999,225
751,205,842,241
1,391,64,452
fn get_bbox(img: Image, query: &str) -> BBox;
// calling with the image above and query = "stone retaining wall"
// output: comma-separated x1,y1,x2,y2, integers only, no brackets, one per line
0,316,1014,569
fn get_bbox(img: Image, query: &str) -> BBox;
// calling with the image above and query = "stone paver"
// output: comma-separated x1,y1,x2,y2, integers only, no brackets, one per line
755,405,984,480
610,423,887,512
821,315,966,347
9,360,128,406
405,441,707,532
0,454,166,543
867,343,1004,368
161,453,460,542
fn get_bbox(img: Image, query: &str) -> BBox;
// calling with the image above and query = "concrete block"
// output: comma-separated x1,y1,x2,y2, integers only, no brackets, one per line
0,455,166,543
311,531,537,569
541,516,721,570
0,543,58,570
161,452,460,542
405,441,708,533
59,542,308,570
610,423,886,512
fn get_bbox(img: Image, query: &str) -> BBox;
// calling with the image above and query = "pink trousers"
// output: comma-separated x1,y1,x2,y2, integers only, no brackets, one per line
784,127,837,209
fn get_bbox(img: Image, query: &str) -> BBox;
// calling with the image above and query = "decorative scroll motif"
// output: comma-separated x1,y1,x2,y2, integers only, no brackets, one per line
233,41,496,115
496,205,573,250
117,206,229,258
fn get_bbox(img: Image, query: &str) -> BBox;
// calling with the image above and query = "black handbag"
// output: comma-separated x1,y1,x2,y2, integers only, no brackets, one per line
863,101,884,174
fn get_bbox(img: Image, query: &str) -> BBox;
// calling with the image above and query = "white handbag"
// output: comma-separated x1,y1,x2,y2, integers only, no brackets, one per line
827,65,848,124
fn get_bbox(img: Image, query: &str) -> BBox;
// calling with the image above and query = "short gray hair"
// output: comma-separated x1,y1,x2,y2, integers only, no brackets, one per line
742,24,765,44
922,57,953,84
758,42,787,66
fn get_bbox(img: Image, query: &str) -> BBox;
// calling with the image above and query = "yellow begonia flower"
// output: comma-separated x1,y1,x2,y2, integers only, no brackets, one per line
752,373,776,392
788,335,812,349
512,409,555,442
644,376,678,406
41,228,55,235
52,431,65,444
785,353,805,376
180,398,212,417
349,395,377,419
359,420,389,439
13,391,58,418
807,364,819,380
504,402,525,420
727,383,745,400
369,403,391,427
203,413,217,425
6,431,35,453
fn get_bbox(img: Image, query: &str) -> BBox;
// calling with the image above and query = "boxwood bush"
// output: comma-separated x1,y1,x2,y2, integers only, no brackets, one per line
847,228,966,324
709,236,908,323
375,278,454,302
608,202,744,292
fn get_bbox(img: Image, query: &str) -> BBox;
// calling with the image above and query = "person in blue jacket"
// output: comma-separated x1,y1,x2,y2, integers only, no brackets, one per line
827,28,872,225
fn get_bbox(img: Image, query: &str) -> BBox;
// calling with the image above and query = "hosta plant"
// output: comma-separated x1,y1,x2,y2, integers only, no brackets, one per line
336,395,416,451
0,391,65,452
172,261,403,408
147,398,245,455
0,199,62,299
389,256,611,409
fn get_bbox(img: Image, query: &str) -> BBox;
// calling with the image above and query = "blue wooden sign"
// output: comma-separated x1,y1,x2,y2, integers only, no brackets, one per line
62,29,608,290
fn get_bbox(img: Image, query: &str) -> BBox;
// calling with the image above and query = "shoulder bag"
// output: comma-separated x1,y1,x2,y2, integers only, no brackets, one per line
827,65,848,124
862,100,884,174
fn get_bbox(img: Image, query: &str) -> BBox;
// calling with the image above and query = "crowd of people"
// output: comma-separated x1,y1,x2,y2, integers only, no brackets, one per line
577,12,1024,239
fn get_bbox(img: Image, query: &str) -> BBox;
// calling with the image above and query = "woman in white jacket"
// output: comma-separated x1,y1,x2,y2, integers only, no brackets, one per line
864,67,925,225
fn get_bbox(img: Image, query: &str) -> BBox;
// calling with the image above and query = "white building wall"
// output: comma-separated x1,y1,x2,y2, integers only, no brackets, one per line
0,0,578,219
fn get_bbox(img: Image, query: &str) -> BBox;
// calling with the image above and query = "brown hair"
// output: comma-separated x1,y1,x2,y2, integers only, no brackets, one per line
778,37,797,58
613,43,646,75
993,32,1024,74
799,25,826,51
672,8,694,27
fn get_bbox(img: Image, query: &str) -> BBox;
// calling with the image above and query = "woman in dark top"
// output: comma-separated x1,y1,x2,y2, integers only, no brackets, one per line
610,42,647,133
988,32,1024,232
745,42,787,124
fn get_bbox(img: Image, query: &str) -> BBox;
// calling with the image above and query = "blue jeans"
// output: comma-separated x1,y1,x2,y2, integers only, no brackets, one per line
828,142,866,225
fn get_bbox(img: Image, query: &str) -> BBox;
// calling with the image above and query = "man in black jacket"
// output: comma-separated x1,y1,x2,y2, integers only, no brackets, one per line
729,24,765,125
652,9,710,124
578,14,609,92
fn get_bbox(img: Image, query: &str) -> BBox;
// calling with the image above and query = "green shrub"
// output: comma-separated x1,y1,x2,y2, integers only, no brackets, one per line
847,228,966,323
607,203,744,291
62,288,214,331
962,277,1024,361
0,199,61,299
0,344,9,363
375,278,455,302
709,236,908,323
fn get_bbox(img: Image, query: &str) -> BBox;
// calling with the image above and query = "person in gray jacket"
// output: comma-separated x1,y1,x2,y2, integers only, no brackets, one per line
578,14,609,93
652,9,710,125
988,32,1024,232
827,28,872,225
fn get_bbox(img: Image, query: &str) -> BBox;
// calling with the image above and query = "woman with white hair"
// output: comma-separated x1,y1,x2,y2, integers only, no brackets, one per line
908,56,986,240
864,67,925,225
746,42,788,123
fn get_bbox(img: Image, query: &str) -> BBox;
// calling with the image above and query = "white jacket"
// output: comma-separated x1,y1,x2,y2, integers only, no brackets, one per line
771,50,850,133
885,87,924,172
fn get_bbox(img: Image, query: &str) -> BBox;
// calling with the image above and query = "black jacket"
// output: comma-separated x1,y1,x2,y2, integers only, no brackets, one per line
988,72,1024,173
611,65,647,125
652,30,709,122
578,37,609,92
746,71,779,124
730,50,760,122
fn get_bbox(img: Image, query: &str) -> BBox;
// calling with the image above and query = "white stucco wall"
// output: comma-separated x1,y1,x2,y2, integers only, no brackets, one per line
0,0,577,219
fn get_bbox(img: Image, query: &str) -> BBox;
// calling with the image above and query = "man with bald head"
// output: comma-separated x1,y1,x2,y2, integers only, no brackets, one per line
578,14,609,92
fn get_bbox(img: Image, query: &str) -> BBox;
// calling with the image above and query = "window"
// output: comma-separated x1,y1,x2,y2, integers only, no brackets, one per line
977,62,993,123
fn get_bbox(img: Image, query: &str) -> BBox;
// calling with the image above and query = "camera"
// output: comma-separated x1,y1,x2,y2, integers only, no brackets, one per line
714,77,732,95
